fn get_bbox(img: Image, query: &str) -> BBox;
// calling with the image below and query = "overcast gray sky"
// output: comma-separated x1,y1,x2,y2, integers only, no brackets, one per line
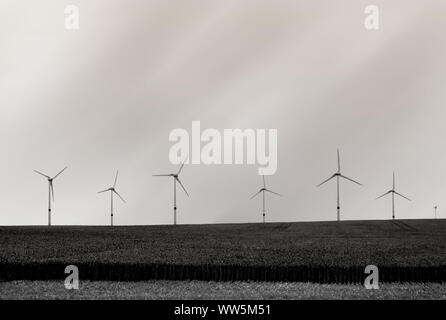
1,0,446,225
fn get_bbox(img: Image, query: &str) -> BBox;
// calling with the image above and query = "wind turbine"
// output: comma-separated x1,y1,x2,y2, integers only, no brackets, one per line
434,205,438,219
376,172,410,220
250,175,282,223
98,171,126,226
153,159,189,225
34,167,67,226
317,149,362,221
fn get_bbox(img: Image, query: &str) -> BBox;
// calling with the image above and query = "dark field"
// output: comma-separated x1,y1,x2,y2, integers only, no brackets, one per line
0,219,445,283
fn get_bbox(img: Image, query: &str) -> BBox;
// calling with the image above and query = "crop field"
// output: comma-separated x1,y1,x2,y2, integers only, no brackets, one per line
0,219,445,283
1,281,446,300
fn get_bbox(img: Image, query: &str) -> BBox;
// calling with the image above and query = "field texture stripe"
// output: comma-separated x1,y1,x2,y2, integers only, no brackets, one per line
0,263,445,284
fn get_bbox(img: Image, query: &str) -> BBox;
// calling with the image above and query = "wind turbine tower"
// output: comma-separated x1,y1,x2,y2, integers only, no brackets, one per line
317,149,362,221
250,175,282,223
34,167,67,226
153,159,189,225
98,171,126,226
376,172,410,220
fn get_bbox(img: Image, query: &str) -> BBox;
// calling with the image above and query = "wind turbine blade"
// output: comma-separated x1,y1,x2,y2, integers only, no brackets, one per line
394,191,411,201
262,175,266,188
50,181,55,202
153,174,173,177
98,189,109,194
176,155,189,175
317,174,336,187
177,163,185,176
175,177,189,197
393,172,395,190
265,189,282,197
113,190,126,203
337,149,341,172
339,174,362,186
53,166,67,179
113,171,119,188
177,156,189,175
34,170,50,179
376,191,391,200
250,190,262,199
